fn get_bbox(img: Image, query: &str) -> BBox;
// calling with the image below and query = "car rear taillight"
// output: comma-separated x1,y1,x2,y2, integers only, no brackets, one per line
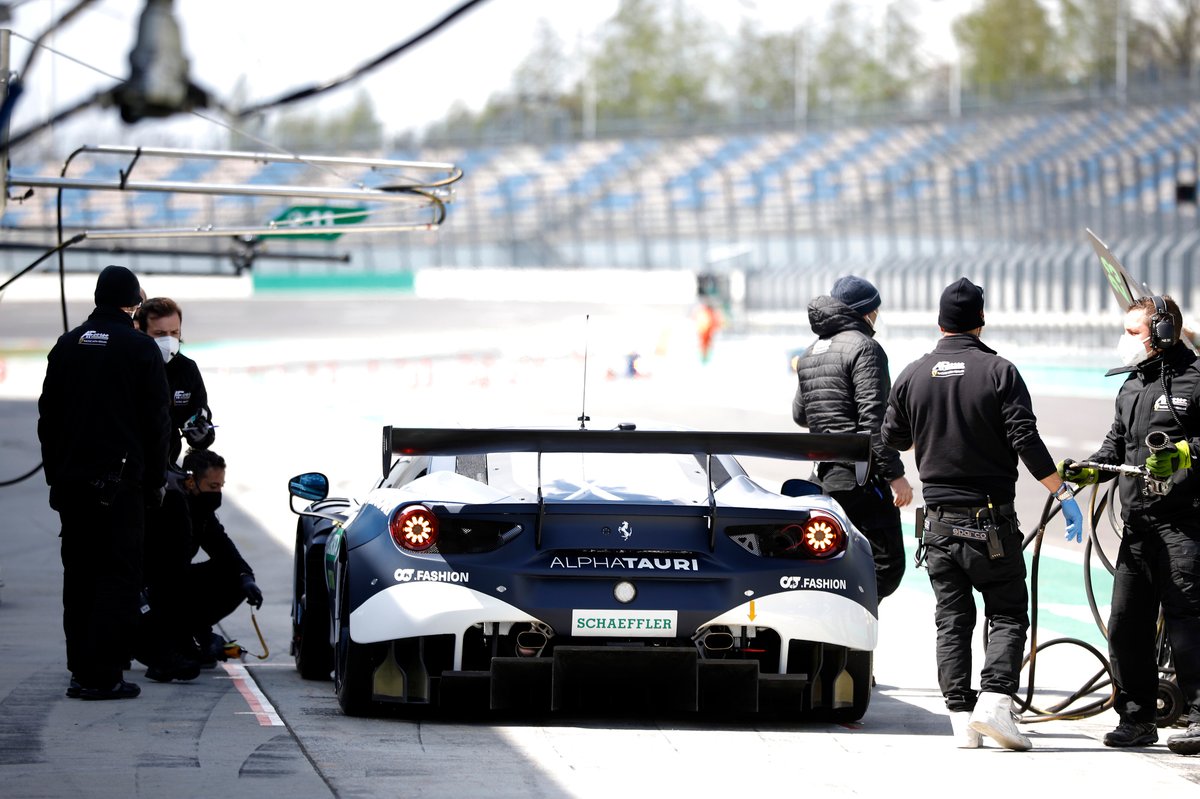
390,504,439,552
796,512,844,558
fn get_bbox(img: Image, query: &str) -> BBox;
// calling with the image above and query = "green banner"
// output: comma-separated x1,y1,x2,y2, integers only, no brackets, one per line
266,205,369,240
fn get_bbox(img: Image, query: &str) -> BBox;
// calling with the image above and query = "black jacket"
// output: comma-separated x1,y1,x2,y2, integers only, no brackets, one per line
38,306,171,502
165,352,213,462
153,470,253,578
792,296,904,491
882,334,1055,506
1088,341,1200,522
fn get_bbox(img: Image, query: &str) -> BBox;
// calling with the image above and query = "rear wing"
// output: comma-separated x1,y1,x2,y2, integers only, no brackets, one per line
382,426,871,551
382,426,870,479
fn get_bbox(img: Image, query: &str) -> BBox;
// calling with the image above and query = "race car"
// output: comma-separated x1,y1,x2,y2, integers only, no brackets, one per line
288,424,877,720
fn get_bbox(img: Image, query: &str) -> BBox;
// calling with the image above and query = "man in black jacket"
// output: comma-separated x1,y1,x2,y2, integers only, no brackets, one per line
793,275,912,600
882,277,1084,751
135,297,215,465
143,448,262,668
1058,294,1200,754
38,265,171,700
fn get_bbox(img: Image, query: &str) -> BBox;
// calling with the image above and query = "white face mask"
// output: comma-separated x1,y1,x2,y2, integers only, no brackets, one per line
1117,332,1150,367
156,335,180,364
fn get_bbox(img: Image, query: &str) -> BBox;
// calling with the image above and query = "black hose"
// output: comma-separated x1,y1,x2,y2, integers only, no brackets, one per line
1014,491,1116,722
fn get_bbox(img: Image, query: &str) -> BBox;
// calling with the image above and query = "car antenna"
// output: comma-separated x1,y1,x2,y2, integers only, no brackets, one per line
578,314,591,430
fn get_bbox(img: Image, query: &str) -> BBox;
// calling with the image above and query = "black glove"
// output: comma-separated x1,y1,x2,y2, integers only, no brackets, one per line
145,484,166,508
240,574,263,609
183,408,215,448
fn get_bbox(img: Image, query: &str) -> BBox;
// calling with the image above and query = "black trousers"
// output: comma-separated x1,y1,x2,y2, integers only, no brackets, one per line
183,560,246,635
60,488,144,689
829,481,906,599
923,509,1028,712
141,558,245,658
1109,514,1200,725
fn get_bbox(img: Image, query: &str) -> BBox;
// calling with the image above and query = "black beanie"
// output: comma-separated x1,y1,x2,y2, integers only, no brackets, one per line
831,275,881,315
94,265,142,308
938,277,985,333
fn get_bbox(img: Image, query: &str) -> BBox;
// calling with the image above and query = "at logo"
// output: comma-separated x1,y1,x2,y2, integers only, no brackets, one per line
931,360,965,378
780,576,802,589
394,568,415,582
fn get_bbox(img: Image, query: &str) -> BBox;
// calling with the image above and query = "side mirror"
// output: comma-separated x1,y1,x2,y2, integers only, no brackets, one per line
288,472,329,502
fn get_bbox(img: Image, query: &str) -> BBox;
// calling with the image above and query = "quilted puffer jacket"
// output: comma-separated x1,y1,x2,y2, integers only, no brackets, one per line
792,295,904,492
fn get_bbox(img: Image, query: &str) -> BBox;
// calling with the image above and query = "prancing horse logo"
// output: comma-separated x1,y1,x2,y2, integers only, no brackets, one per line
619,521,632,540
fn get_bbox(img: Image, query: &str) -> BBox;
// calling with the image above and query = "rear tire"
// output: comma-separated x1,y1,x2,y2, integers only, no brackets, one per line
294,542,333,681
333,562,375,716
335,625,376,716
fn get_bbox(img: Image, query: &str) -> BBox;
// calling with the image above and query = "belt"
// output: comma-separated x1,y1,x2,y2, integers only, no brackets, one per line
928,503,1014,517
922,515,1007,560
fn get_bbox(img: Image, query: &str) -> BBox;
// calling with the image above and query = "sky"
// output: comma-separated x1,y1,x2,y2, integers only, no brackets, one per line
5,0,959,151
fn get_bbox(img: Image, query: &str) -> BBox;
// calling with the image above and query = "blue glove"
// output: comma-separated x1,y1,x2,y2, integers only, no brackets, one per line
1061,496,1084,543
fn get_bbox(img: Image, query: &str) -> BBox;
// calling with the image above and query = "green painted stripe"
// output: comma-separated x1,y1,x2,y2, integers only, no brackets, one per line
252,272,414,293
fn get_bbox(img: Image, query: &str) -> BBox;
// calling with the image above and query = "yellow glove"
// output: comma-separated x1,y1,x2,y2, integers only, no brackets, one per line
1146,440,1192,479
1057,458,1099,486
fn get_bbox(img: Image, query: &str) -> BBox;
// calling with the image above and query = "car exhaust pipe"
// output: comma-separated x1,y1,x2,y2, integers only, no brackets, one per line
516,630,548,657
701,631,734,652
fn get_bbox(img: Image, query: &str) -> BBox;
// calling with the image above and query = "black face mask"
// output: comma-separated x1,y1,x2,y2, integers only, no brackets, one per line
192,492,222,513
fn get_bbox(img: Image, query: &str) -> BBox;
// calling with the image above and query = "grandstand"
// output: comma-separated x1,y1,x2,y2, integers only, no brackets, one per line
5,98,1200,326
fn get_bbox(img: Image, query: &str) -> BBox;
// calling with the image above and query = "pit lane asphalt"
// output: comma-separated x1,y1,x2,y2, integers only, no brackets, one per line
0,297,1197,797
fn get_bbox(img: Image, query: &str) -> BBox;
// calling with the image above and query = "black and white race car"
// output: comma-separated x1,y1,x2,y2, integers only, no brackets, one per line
289,424,877,719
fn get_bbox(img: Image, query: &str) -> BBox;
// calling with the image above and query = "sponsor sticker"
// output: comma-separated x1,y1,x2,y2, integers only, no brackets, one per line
79,330,109,346
551,555,700,571
779,576,849,590
173,389,192,406
393,568,469,584
572,609,678,637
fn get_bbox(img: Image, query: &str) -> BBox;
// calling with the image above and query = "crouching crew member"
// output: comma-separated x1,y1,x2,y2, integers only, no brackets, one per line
882,277,1083,750
144,448,262,668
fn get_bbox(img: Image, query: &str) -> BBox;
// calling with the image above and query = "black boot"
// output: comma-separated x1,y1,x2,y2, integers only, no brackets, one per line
145,651,201,683
79,680,141,700
1167,723,1200,755
1103,721,1158,747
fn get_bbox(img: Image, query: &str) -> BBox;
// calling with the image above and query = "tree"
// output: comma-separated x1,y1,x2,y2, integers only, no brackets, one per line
953,0,1061,99
479,18,574,140
1142,0,1200,79
723,21,797,122
813,0,870,113
1058,0,1123,85
271,89,383,153
588,0,719,124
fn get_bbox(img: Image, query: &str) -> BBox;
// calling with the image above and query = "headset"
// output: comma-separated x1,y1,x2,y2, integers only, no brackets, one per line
1149,295,1178,351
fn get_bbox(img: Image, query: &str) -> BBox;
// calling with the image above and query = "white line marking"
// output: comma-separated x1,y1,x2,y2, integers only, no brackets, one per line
221,662,284,726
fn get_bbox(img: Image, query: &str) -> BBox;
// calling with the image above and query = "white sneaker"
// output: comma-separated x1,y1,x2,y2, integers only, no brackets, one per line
969,691,1032,751
950,710,982,748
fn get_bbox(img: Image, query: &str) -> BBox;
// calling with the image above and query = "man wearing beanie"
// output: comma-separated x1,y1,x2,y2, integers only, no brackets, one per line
793,275,913,604
38,265,172,700
881,277,1084,751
